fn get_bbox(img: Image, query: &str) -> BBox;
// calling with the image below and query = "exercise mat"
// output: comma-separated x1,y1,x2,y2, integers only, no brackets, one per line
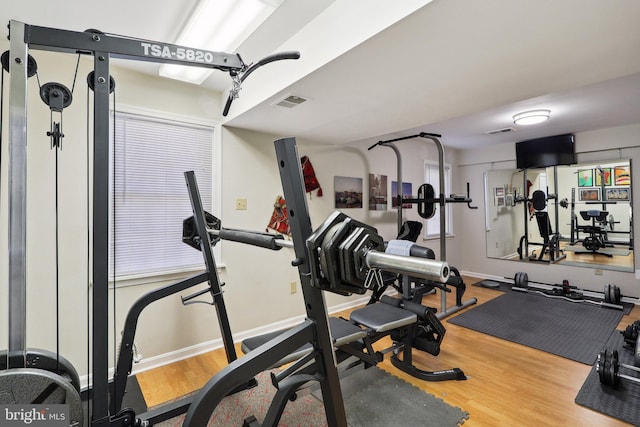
575,329,640,425
312,366,469,427
448,291,624,364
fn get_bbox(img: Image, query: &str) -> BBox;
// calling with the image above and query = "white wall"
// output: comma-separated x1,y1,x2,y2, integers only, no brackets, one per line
451,123,640,298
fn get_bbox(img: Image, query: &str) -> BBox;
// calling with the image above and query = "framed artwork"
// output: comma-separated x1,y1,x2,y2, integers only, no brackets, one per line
495,187,505,197
579,188,600,202
334,176,363,208
606,187,630,201
614,166,631,186
577,169,593,187
496,196,505,207
594,168,612,186
368,173,388,210
391,181,413,208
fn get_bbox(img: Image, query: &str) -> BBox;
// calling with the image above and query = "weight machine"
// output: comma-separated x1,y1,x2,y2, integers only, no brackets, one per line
182,137,456,426
367,132,478,319
2,20,298,426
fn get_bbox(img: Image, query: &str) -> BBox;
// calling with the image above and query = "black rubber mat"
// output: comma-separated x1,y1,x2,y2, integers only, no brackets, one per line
448,290,624,364
575,329,640,425
313,367,469,427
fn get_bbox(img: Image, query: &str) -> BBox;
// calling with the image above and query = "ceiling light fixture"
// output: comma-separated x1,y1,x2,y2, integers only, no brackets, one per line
512,109,551,126
159,0,284,85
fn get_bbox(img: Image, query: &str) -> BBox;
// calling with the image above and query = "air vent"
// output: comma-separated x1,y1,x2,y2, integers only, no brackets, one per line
274,94,308,108
484,127,516,135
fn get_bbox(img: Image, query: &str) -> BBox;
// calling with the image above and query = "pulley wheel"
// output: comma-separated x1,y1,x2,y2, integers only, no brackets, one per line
86,70,116,93
0,349,81,393
40,82,73,111
1,50,38,77
0,368,83,425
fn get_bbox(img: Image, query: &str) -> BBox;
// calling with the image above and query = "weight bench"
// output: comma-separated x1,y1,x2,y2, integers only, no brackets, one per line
241,296,464,382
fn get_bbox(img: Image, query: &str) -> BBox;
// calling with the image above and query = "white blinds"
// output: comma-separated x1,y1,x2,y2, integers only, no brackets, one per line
110,112,214,278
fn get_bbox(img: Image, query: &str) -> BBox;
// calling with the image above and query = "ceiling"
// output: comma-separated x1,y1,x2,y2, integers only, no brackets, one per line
2,0,640,150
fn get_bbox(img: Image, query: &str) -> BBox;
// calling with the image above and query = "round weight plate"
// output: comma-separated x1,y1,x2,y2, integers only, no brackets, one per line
522,272,528,288
514,272,522,288
611,350,621,389
0,349,80,393
604,284,611,304
609,285,616,306
596,350,607,385
0,368,83,425
614,285,622,304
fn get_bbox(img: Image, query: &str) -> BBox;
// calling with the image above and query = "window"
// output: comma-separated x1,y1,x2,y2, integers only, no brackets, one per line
110,111,214,279
424,162,453,238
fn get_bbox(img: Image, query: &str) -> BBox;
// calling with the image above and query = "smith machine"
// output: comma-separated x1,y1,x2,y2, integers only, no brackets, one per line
1,20,298,426
368,132,478,319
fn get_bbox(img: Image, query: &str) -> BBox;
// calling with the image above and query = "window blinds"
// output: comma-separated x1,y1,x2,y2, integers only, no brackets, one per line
110,112,214,278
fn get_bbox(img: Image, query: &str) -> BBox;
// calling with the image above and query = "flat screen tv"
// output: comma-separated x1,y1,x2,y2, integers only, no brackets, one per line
515,134,576,169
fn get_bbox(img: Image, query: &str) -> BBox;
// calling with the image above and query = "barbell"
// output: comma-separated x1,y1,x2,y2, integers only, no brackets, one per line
183,211,451,297
511,272,622,305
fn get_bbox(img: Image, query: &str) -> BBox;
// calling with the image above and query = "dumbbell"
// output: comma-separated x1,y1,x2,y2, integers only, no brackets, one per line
596,349,640,389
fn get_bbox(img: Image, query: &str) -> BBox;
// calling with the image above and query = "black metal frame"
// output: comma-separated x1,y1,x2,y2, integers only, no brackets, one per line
4,20,289,426
367,132,477,319
181,137,348,426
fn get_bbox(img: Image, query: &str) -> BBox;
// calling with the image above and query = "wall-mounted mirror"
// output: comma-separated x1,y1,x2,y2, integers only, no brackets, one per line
485,160,633,272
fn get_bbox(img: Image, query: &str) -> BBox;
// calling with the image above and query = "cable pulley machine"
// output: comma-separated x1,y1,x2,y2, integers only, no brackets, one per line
2,19,299,427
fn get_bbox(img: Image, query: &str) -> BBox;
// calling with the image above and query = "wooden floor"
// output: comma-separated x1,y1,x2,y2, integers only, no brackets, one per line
513,241,634,270
136,277,639,426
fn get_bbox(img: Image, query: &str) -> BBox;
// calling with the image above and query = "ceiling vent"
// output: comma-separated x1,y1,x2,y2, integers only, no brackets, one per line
484,127,516,135
274,94,309,108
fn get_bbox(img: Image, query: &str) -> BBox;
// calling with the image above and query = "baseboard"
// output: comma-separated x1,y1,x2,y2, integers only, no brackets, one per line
79,292,382,390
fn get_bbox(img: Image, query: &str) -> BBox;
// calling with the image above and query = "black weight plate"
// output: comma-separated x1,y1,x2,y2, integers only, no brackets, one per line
596,350,607,385
604,284,611,304
514,272,522,288
522,272,528,288
614,285,622,304
0,349,80,393
611,350,621,389
0,368,83,425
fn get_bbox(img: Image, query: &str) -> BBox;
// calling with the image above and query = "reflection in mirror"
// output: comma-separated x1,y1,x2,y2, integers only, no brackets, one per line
485,160,633,272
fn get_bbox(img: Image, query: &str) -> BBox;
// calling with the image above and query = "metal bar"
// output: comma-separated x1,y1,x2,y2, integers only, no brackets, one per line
185,171,238,364
24,23,244,71
365,251,450,283
112,272,209,413
274,137,347,426
7,20,28,368
91,51,111,426
183,321,316,426
208,227,293,249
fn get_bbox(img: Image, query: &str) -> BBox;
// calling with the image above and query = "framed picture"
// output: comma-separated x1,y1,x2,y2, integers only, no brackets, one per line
334,176,363,208
577,169,593,187
495,187,505,197
614,166,631,186
368,173,388,210
595,168,612,186
391,181,413,208
579,188,600,202
496,196,505,207
605,187,630,201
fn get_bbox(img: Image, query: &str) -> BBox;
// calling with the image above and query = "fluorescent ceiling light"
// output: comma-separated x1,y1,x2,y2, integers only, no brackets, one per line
512,109,551,126
159,0,283,85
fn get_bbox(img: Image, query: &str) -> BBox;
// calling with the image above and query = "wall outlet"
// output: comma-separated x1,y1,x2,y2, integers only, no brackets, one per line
594,268,603,276
235,198,247,210
290,281,297,294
